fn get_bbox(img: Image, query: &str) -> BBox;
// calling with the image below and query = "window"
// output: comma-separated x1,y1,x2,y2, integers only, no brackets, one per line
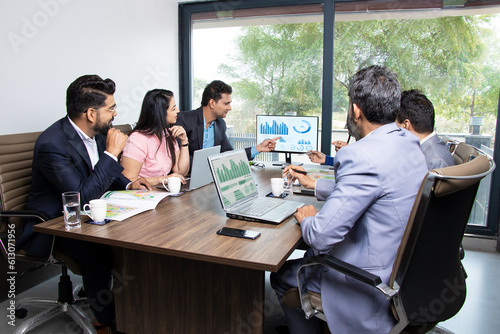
179,0,500,234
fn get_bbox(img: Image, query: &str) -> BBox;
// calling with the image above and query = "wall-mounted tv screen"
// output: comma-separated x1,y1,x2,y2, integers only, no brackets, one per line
256,115,319,164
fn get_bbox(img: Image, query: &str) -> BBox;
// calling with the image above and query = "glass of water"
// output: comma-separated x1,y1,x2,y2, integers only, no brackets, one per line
62,191,81,230
283,174,293,195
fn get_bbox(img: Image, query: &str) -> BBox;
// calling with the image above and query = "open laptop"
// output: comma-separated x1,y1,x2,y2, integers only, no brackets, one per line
208,149,304,224
183,146,221,191
157,146,221,192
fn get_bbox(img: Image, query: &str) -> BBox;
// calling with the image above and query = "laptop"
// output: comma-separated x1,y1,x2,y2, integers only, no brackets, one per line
157,146,221,192
183,146,221,191
208,149,304,224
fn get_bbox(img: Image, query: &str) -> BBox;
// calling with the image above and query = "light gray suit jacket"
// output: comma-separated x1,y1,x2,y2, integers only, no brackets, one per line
420,133,456,170
301,123,428,333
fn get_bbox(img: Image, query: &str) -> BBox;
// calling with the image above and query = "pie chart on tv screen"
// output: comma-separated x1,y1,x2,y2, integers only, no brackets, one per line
293,120,311,134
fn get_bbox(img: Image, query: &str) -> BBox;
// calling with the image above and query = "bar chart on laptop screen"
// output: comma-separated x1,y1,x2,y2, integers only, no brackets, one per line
212,156,256,206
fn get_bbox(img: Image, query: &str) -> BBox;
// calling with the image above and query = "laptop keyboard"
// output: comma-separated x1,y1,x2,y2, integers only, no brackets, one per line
238,197,285,216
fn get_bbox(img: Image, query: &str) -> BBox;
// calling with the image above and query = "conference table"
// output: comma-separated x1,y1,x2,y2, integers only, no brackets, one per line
34,163,326,333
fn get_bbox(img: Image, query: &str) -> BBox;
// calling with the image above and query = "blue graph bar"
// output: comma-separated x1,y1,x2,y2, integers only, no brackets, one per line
260,121,289,136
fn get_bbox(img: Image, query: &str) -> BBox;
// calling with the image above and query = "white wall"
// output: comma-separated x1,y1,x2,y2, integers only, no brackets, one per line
0,0,180,135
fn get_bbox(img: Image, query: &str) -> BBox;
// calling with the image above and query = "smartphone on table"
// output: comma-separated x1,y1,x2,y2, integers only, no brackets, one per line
216,227,261,240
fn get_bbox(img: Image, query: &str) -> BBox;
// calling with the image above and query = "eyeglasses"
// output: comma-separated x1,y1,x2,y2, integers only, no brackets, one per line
92,106,117,113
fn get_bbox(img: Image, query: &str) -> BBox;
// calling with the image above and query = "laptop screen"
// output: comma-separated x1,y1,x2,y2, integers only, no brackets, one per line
209,150,257,208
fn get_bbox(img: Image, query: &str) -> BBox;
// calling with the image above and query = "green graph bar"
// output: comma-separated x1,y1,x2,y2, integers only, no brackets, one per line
216,159,251,182
234,189,245,201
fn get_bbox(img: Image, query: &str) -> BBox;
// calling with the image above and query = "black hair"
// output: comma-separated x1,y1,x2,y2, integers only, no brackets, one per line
66,75,116,120
200,80,232,106
348,65,400,125
133,89,176,167
397,89,435,134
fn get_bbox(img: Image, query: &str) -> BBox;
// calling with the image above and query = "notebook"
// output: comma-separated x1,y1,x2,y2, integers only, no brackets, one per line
157,146,221,192
183,146,221,191
208,150,304,224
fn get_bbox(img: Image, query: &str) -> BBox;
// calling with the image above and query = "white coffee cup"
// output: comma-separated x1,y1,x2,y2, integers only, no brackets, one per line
163,177,181,194
270,178,284,197
83,199,107,223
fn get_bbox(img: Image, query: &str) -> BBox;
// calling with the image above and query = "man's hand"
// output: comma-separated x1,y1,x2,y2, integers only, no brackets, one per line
106,128,128,158
256,136,281,152
306,150,326,164
283,165,315,189
294,205,317,224
332,140,348,152
129,177,152,191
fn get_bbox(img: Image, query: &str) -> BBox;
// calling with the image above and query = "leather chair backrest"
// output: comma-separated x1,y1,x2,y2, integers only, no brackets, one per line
453,142,478,165
432,155,489,197
114,123,133,135
0,132,41,232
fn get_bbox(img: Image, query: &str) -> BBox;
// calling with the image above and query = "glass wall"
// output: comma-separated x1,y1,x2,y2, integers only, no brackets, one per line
332,1,500,229
180,0,500,234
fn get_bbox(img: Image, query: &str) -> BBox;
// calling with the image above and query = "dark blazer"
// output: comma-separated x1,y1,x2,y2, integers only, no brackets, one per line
16,117,130,256
176,107,252,161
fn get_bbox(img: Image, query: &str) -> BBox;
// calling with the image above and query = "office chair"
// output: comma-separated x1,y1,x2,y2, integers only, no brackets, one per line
113,123,134,135
0,131,97,334
452,142,478,165
283,153,495,333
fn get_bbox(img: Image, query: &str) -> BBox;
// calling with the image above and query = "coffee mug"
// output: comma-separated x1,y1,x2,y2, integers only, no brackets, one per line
83,199,107,223
270,178,284,197
163,177,181,194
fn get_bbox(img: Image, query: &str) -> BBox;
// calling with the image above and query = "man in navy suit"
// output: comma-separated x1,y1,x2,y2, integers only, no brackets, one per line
273,66,428,333
16,75,150,333
176,80,279,162
397,89,456,170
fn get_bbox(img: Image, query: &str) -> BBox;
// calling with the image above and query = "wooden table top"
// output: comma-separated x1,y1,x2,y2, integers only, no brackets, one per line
34,164,324,272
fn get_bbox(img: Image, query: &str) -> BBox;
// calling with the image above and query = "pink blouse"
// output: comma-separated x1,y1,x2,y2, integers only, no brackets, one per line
122,131,179,178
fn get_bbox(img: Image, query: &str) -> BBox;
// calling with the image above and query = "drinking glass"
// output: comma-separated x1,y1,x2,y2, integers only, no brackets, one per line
283,174,293,195
62,191,81,229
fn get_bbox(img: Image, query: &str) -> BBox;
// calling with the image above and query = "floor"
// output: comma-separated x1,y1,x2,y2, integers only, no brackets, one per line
2,249,500,334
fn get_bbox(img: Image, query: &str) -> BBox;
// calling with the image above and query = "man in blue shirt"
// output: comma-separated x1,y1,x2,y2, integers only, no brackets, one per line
176,80,279,161
306,140,348,166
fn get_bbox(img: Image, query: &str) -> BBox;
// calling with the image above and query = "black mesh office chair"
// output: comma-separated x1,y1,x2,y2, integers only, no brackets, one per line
0,131,96,334
283,153,494,333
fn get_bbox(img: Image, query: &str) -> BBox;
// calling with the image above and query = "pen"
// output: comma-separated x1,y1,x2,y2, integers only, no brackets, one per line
292,168,307,175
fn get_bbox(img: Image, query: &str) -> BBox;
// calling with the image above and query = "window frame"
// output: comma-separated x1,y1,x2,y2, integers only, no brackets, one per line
179,0,335,155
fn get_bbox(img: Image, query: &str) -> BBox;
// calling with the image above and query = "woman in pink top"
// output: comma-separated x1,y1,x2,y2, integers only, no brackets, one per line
121,89,189,185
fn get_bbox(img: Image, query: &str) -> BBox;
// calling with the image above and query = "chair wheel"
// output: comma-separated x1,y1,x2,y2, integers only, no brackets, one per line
16,308,28,319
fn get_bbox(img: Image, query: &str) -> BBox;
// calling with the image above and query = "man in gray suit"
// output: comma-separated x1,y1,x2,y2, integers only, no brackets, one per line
272,66,428,334
397,89,456,170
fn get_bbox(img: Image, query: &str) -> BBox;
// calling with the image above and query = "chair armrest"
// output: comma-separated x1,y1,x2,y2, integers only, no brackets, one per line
296,254,398,319
308,255,380,285
0,210,49,222
1,210,56,266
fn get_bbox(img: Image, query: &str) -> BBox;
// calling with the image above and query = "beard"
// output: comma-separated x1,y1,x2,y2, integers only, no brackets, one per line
94,115,114,136
346,112,362,142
